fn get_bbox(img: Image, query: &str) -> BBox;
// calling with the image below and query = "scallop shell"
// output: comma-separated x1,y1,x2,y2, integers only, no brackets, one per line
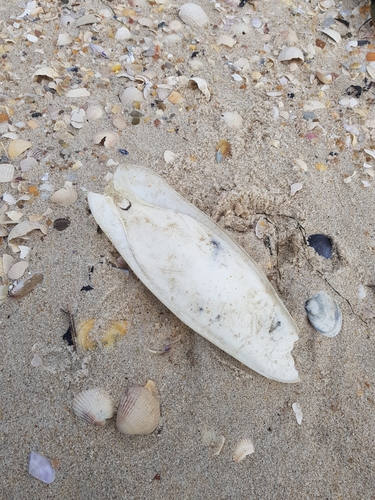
233,438,255,462
305,291,342,338
178,3,209,29
7,260,29,280
0,164,14,182
86,104,103,122
221,112,243,129
121,87,144,104
278,46,304,63
116,381,160,435
8,139,32,159
87,166,300,383
28,452,55,484
73,388,114,426
115,27,131,41
76,319,97,350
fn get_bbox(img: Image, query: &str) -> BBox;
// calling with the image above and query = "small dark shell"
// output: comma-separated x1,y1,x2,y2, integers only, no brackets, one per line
307,234,332,259
53,218,71,231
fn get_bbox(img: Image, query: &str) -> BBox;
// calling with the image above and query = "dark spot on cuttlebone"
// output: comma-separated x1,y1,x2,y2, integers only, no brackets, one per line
210,239,222,258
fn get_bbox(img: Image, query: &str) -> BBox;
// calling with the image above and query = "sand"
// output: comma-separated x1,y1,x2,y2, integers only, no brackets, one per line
1,0,375,498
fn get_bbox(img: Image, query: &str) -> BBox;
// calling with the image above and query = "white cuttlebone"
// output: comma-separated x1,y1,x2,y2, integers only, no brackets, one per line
87,166,300,383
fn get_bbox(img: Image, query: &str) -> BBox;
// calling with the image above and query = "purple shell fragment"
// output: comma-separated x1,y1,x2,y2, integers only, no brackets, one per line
28,452,55,484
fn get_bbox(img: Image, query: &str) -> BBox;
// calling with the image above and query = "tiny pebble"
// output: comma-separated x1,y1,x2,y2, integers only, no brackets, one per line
31,354,42,367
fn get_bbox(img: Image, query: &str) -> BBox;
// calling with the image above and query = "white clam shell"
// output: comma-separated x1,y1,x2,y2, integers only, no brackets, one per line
221,112,243,128
189,77,210,100
51,181,77,206
73,388,114,426
121,87,144,104
28,452,55,484
278,46,304,63
233,438,255,462
86,104,104,122
178,3,209,29
116,382,160,435
305,291,342,337
87,166,300,383
116,27,131,41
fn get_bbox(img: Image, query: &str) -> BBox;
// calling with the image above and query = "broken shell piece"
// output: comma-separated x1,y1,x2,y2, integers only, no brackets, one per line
121,87,144,104
0,285,8,307
8,139,32,159
116,382,160,435
101,321,127,347
0,164,14,182
305,291,342,338
9,272,43,298
57,33,73,46
278,46,304,63
8,221,47,243
51,182,77,206
290,182,303,196
93,131,118,149
178,3,209,28
292,402,303,425
87,166,300,383
217,35,236,48
164,150,176,164
7,260,29,280
319,28,341,44
315,70,338,85
76,319,97,350
202,428,225,456
73,388,114,426
66,88,90,98
233,438,255,462
33,67,59,80
28,452,55,484
220,112,243,129
86,105,103,122
189,78,210,100
70,109,85,129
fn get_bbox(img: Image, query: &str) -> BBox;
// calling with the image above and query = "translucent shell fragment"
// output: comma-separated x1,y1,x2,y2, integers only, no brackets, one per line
87,166,300,383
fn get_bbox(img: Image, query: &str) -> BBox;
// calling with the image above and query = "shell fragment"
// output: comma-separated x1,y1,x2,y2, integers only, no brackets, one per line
88,166,300,383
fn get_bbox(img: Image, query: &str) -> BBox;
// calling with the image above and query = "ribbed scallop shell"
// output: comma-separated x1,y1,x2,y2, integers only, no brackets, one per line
73,388,114,426
233,438,255,462
178,3,209,29
116,382,160,435
121,87,144,104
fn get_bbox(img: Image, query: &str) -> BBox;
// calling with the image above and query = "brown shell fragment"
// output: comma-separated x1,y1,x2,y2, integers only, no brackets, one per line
53,218,71,231
9,272,43,298
216,139,231,156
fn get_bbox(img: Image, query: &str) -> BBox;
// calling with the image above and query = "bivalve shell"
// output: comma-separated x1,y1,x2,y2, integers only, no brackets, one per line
8,139,32,159
50,182,77,206
28,452,55,484
86,105,104,122
305,291,342,337
73,388,114,426
233,438,255,462
278,46,304,63
116,381,160,435
178,3,209,29
121,87,144,104
116,27,131,41
221,112,243,128
93,131,118,149
7,260,29,280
